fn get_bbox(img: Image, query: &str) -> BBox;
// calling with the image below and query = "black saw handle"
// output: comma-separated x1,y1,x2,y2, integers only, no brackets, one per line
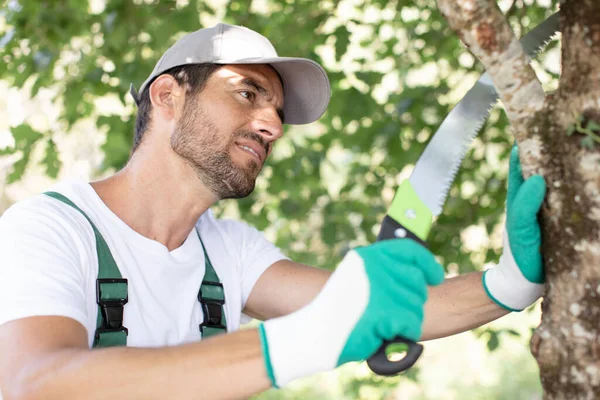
367,215,426,375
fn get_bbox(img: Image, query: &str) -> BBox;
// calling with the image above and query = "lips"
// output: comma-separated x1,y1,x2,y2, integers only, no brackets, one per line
235,140,266,163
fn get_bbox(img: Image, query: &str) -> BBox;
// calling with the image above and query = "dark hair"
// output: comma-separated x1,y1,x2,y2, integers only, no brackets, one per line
132,63,222,153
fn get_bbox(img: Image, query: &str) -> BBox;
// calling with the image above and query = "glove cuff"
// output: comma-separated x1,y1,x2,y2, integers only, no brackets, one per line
260,305,330,387
258,323,278,388
483,231,544,311
260,250,369,387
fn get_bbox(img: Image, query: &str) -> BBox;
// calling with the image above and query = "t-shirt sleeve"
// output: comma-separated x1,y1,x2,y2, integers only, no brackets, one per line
0,197,92,331
217,219,289,311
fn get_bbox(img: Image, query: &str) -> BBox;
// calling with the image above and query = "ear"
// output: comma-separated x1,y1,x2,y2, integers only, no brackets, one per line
148,75,185,121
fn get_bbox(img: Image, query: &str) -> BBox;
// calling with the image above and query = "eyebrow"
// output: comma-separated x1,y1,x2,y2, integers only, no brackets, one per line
241,78,285,124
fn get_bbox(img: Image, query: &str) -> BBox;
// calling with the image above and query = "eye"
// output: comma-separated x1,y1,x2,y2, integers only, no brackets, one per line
240,90,255,101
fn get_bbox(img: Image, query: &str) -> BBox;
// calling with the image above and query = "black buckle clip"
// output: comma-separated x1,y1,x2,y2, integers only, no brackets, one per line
94,326,129,342
199,322,227,334
96,278,128,329
201,301,224,326
198,281,225,305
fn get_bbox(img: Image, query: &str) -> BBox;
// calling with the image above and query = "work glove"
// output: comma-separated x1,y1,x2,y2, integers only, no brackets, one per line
259,239,445,387
483,146,547,311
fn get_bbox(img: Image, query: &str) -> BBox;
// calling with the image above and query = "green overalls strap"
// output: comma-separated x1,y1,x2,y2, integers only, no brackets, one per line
43,191,227,346
45,191,128,348
197,232,227,337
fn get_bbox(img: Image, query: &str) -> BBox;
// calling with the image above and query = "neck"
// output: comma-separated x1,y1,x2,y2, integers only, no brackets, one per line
91,143,218,251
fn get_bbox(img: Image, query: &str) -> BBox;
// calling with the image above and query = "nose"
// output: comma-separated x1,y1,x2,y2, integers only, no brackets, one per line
250,106,284,144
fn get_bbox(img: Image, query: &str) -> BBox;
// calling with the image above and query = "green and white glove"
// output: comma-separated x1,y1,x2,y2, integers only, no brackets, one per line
483,146,547,311
259,239,444,387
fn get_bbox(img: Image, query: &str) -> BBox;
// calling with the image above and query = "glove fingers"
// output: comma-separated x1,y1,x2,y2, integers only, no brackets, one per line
367,239,445,286
376,309,423,343
507,175,545,285
380,285,425,321
509,175,547,226
385,265,428,303
507,146,524,209
397,241,445,286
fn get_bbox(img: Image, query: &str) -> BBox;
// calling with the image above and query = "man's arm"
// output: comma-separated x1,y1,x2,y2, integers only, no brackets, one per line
0,316,270,400
421,271,508,340
244,260,508,341
1,240,445,396
246,147,545,342
243,259,330,320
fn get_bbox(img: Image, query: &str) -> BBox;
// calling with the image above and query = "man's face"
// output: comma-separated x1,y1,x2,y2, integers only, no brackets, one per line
170,64,284,199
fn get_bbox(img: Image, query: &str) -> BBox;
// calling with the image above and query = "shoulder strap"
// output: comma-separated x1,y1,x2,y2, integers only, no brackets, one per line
44,191,128,348
196,231,227,338
45,191,225,343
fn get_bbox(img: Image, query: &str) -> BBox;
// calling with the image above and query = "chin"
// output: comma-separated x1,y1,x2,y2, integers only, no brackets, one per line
220,180,256,199
216,166,258,199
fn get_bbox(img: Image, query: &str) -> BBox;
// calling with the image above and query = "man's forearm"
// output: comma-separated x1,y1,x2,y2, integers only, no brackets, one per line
421,271,509,341
17,329,270,400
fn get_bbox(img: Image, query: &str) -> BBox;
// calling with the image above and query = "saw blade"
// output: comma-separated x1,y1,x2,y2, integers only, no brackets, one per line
408,12,560,217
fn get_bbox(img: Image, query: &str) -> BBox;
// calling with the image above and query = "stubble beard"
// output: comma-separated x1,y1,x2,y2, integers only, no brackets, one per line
171,99,263,199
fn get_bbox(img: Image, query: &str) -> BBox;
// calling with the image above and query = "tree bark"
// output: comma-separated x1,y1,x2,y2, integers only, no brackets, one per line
436,0,600,398
531,2,600,398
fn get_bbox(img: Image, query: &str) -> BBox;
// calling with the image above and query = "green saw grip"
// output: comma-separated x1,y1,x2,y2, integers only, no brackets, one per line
387,180,434,241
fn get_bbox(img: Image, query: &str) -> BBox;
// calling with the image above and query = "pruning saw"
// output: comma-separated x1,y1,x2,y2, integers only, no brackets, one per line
367,12,560,376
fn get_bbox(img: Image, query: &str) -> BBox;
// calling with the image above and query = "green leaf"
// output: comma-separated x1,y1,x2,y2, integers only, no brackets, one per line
566,124,575,136
7,152,31,184
334,25,350,61
581,136,595,150
0,145,17,156
11,124,43,148
322,223,337,246
13,61,34,87
280,198,300,215
41,138,61,178
5,124,44,183
30,77,45,98
587,120,600,132
97,115,133,170
505,329,521,337
487,332,500,352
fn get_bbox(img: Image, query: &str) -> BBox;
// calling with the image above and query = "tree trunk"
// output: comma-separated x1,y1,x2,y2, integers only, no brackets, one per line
530,2,600,398
436,0,600,398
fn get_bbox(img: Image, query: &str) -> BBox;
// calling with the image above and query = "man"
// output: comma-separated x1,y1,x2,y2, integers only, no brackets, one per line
0,23,546,399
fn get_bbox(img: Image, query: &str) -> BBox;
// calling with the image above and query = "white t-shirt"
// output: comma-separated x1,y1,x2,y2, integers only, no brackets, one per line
0,179,287,348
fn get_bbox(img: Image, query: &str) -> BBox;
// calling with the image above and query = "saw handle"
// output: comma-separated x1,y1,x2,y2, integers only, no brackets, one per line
367,215,426,375
367,336,423,376
376,215,426,246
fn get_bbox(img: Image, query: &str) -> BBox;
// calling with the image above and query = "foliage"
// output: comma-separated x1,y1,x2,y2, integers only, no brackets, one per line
566,115,600,149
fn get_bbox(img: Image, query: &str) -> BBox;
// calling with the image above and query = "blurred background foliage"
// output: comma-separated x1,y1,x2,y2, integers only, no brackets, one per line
0,0,559,398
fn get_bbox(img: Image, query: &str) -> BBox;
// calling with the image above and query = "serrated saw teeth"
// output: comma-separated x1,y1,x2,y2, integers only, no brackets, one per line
404,12,559,218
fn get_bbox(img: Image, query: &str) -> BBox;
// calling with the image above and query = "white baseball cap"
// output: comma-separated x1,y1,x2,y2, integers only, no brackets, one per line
129,23,331,125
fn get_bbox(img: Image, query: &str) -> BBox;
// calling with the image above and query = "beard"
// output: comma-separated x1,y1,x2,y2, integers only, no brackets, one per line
170,98,266,199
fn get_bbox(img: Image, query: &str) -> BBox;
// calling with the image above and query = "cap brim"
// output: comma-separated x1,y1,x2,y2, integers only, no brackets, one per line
227,57,330,125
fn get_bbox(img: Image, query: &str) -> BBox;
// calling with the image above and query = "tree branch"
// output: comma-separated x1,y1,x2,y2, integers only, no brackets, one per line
436,0,546,144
